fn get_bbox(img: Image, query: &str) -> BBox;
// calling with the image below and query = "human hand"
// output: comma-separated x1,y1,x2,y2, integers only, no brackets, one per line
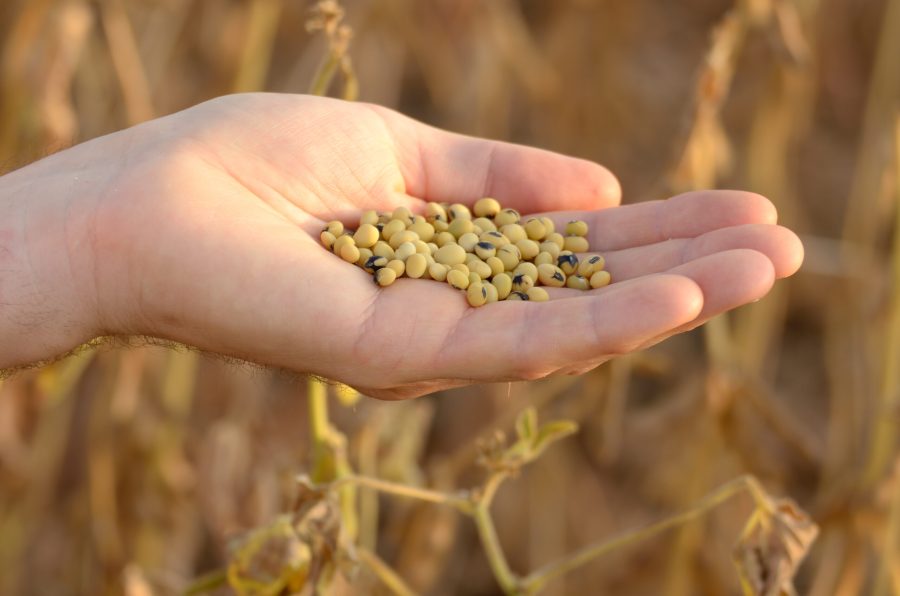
0,94,802,398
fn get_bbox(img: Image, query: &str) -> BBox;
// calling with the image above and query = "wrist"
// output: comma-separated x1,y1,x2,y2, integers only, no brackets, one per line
0,145,113,369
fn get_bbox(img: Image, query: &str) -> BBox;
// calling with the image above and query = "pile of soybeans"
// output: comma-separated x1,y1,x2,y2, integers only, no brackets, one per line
319,198,611,307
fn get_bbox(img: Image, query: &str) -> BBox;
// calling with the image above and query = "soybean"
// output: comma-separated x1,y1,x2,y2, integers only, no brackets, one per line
475,241,497,260
538,264,566,287
492,273,512,299
566,274,590,290
565,220,589,237
447,269,470,290
406,253,428,278
564,236,590,253
590,270,612,289
375,267,397,287
526,287,549,302
473,197,502,218
467,282,488,307
435,243,467,266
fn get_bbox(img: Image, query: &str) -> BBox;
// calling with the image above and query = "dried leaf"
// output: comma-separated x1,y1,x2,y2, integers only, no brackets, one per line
734,496,819,596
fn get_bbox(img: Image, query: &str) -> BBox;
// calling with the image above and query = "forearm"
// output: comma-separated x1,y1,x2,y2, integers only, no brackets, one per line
0,149,107,371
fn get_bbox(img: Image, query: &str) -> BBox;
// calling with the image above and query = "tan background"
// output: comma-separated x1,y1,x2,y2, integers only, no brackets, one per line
1,0,898,594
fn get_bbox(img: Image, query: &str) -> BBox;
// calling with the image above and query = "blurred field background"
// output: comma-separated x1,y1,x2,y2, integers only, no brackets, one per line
1,0,899,594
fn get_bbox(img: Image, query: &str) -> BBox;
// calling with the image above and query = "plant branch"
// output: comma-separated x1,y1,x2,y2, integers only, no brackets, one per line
357,547,417,596
522,475,766,594
334,474,472,513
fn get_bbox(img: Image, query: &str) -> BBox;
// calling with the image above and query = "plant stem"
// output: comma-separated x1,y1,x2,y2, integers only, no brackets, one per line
357,547,417,596
183,568,228,595
473,501,519,595
336,474,472,513
522,476,764,594
309,52,341,96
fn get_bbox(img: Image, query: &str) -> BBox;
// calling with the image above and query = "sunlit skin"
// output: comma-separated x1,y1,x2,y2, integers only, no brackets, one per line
0,94,803,398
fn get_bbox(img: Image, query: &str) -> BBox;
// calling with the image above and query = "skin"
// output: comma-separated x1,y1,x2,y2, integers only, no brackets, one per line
0,93,803,399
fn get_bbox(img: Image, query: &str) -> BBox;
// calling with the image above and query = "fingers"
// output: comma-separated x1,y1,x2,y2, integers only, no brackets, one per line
534,190,778,251
591,223,803,282
377,107,621,212
435,274,703,380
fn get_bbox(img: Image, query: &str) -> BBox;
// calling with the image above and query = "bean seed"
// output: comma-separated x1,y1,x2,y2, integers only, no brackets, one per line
392,206,413,223
513,262,538,281
546,232,565,248
426,202,447,222
515,238,540,260
539,241,561,259
500,223,527,243
578,255,605,277
485,282,499,303
429,262,449,281
353,223,379,248
506,291,529,301
480,230,509,247
526,287,549,302
340,243,360,263
458,232,480,252
449,218,475,238
434,243,467,265
494,208,521,226
433,219,449,232
372,241,394,259
320,230,337,249
357,248,374,267
473,217,497,232
451,263,470,275
389,230,419,249
590,270,611,289
468,272,481,286
497,244,521,270
447,269,470,290
414,240,431,255
360,210,379,226
394,242,417,261
557,252,579,275
474,197,502,218
375,267,397,287
386,259,405,276
465,281,488,306
492,273,512,299
332,234,354,254
406,253,427,278
486,256,505,276
564,236,590,253
512,273,534,292
565,220,589,237
475,241,497,259
427,242,439,255
469,260,493,280
538,263,566,287
324,220,344,236
381,219,406,241
449,203,472,221
534,252,554,266
524,218,547,240
364,255,388,272
435,231,456,247
408,221,435,242
566,274,590,290
472,225,484,236
539,217,556,235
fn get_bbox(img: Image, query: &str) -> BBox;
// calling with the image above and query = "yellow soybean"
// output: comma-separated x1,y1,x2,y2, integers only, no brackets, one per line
578,255,605,277
389,230,419,249
565,220,589,237
426,202,447,223
458,232,479,252
320,231,337,249
475,242,497,260
449,203,472,221
538,264,566,287
564,236,590,253
539,241,561,259
386,259,405,276
435,243,467,265
524,218,547,241
340,243,360,263
590,270,612,288
513,262,538,281
534,252,554,266
494,208,521,226
353,223,379,248
381,219,406,241
566,274,590,290
473,217,497,232
474,197,502,218
492,273,512,299
406,253,427,278
557,252,579,275
447,269,470,290
408,221,435,242
515,238,540,260
500,224,527,243
485,282,499,303
512,273,534,292
394,242,417,261
486,256,505,276
466,282,488,306
429,263,449,281
324,220,344,236
526,287,549,302
375,267,397,287
448,218,474,238
372,241,394,259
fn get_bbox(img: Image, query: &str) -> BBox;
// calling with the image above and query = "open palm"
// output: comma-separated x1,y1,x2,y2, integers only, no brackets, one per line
93,94,801,399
